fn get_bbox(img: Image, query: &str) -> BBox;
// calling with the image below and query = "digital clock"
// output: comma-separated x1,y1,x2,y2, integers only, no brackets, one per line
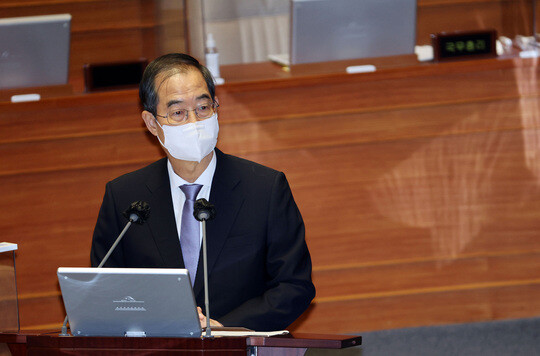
431,30,497,62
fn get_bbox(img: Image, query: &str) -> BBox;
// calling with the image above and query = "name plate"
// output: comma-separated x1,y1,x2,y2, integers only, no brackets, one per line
431,30,497,62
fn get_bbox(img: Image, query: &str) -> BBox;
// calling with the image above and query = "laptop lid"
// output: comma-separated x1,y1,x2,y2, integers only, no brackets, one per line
0,14,71,90
57,267,202,337
289,0,417,65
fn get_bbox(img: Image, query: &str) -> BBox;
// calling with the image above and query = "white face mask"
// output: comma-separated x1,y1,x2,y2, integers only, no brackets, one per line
156,113,219,162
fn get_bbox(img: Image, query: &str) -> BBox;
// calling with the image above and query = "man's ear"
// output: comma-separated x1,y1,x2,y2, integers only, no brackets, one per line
142,110,158,136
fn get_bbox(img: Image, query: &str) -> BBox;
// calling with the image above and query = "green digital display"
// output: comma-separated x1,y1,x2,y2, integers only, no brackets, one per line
432,30,497,61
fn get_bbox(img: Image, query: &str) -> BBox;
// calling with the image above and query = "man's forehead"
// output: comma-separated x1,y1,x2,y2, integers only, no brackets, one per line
155,69,209,103
155,68,204,89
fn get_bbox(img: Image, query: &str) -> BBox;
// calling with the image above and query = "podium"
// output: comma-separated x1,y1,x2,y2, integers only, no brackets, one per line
0,242,361,355
0,243,19,334
0,332,361,355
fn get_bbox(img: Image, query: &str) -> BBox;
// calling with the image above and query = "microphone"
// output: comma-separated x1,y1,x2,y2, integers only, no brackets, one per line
60,201,150,336
193,198,216,338
99,201,150,268
194,198,216,222
122,200,151,225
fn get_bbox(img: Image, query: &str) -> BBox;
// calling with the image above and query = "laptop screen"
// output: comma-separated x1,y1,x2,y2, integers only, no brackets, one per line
0,14,71,90
57,267,202,337
290,0,417,64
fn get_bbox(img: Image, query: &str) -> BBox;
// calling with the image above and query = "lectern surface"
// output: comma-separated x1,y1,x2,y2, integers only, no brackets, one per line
0,332,361,355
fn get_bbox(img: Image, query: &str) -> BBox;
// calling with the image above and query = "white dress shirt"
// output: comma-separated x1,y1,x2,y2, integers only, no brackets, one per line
167,151,217,247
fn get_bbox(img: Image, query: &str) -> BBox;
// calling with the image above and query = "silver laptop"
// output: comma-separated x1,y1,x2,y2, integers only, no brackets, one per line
269,0,417,65
57,267,202,337
0,14,71,90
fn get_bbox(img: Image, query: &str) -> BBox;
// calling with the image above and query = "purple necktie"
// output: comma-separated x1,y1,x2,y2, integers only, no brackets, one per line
180,184,203,285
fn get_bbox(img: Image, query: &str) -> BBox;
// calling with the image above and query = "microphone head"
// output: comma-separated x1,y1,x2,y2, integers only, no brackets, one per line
193,198,216,222
122,201,150,224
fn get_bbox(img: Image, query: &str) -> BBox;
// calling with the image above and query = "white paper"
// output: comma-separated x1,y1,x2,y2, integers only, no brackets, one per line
207,330,289,337
0,242,18,253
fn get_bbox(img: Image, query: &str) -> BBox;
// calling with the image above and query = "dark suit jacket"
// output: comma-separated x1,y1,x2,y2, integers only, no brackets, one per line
90,149,315,331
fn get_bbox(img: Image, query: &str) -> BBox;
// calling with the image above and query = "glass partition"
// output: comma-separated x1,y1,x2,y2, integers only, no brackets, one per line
0,243,19,333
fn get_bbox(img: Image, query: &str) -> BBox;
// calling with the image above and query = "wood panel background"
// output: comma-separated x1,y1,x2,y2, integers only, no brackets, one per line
416,0,537,45
1,0,539,334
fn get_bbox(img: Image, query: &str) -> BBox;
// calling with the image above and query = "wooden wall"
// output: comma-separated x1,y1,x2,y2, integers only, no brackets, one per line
416,0,537,45
214,57,540,333
1,0,539,334
2,55,540,333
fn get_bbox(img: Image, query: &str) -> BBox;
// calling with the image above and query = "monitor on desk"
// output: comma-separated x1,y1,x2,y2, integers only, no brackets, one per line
269,0,417,65
57,267,202,337
0,14,71,90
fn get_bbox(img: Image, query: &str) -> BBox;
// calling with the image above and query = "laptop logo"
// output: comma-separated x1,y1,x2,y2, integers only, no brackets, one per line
113,296,146,311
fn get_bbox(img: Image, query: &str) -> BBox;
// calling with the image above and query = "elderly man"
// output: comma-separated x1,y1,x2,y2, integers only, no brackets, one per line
90,53,315,331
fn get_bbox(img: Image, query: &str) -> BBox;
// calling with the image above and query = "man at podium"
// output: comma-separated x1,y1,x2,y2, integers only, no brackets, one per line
90,53,315,331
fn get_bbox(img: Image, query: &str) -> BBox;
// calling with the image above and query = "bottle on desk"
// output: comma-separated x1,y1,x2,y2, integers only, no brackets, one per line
205,33,224,85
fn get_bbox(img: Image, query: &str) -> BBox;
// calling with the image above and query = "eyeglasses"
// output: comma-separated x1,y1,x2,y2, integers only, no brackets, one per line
155,101,219,125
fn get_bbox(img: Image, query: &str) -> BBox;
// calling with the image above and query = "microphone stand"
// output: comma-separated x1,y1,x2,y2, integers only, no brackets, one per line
97,219,134,268
59,201,150,336
193,198,216,339
201,218,212,338
59,217,136,336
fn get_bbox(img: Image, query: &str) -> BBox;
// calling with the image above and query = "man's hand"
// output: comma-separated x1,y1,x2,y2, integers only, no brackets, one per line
197,306,223,328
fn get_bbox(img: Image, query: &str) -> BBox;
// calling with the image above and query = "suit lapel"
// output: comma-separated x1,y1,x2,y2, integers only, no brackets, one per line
193,150,244,297
144,158,184,268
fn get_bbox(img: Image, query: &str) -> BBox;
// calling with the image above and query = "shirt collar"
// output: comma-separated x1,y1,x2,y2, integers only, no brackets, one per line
167,150,217,189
